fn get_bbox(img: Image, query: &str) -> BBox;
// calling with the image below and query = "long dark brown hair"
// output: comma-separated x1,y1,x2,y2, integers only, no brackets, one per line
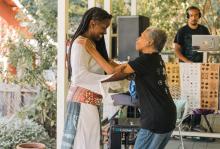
68,7,112,80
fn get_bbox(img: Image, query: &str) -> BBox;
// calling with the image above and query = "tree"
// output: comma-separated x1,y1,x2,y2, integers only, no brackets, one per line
7,0,57,138
6,0,88,139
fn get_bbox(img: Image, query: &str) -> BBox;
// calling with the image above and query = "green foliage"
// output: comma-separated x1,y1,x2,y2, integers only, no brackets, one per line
136,0,186,50
20,0,57,41
0,117,55,149
7,36,57,136
18,87,57,137
7,39,34,69
69,0,87,35
112,0,130,24
6,0,57,138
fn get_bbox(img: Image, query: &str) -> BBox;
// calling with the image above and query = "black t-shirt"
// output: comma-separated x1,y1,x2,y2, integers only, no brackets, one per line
174,24,210,62
128,53,177,133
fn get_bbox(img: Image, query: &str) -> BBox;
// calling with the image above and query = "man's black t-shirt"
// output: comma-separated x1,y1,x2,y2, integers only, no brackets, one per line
128,53,177,133
174,24,210,62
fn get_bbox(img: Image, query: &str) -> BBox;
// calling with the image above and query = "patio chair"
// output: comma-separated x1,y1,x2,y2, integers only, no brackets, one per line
174,98,215,149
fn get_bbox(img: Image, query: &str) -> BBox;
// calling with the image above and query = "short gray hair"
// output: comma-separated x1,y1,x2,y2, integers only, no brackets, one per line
145,27,167,52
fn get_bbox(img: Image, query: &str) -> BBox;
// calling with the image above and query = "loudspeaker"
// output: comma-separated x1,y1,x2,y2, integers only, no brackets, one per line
117,16,149,61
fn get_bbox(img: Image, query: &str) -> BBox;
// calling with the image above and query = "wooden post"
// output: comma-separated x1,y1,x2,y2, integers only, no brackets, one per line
104,0,112,58
131,0,137,15
57,0,68,148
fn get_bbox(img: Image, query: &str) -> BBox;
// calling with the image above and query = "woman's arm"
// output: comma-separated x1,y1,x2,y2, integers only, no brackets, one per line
109,59,119,67
120,63,134,74
101,64,134,82
79,38,115,74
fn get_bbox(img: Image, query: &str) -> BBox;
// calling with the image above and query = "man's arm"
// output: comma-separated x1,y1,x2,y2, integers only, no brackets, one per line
174,43,192,63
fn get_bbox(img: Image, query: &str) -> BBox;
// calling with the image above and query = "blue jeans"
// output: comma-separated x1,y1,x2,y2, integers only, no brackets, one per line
134,128,172,149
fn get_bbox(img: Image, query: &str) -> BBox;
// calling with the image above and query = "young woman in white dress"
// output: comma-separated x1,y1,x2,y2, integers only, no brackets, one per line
61,7,120,149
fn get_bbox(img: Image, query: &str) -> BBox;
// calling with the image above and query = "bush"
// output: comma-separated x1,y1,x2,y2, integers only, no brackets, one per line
0,117,55,149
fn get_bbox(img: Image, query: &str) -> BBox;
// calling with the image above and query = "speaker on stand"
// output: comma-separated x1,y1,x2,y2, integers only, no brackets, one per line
117,16,150,61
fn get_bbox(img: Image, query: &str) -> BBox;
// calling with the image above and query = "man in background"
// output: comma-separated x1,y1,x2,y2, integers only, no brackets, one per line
174,6,213,132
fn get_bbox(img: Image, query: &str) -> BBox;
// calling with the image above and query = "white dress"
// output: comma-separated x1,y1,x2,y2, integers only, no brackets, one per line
69,38,108,149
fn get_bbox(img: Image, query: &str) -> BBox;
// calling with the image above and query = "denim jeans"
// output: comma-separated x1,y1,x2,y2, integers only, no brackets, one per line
134,128,172,149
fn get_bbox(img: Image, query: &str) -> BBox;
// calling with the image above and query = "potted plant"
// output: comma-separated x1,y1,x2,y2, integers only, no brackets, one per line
16,143,45,149
0,117,55,149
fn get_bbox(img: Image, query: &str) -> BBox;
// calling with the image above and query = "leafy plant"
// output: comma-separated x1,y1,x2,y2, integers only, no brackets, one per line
5,0,86,141
0,117,55,149
6,0,57,138
6,31,57,138
18,86,57,137
68,0,87,35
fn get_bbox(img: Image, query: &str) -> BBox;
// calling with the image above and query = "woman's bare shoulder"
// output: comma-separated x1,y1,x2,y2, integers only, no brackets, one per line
75,36,95,48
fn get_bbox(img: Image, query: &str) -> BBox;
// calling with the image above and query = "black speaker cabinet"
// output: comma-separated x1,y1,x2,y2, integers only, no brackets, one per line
117,16,149,61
